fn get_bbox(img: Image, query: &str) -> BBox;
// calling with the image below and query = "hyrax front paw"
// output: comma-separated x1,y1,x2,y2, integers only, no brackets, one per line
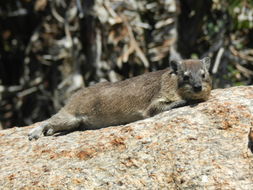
44,128,54,136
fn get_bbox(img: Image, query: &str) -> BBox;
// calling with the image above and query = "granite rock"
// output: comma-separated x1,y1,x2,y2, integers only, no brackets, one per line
0,86,253,189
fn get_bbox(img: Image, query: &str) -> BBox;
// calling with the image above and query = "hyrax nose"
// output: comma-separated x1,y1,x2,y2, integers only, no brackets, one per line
193,85,202,92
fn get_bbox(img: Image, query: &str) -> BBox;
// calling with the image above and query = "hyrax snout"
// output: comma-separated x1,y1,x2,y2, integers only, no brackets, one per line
28,57,212,140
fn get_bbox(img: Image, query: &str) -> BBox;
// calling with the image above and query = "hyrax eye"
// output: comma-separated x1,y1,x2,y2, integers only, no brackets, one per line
183,75,189,81
200,70,205,78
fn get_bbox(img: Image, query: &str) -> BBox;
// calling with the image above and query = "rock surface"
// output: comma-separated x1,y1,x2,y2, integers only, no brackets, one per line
1,86,253,189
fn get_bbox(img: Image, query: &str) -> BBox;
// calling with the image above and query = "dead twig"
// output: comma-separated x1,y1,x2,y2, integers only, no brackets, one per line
230,46,253,62
122,16,149,68
212,47,224,74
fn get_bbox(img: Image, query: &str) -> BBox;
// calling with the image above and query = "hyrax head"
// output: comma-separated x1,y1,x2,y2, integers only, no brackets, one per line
170,57,212,101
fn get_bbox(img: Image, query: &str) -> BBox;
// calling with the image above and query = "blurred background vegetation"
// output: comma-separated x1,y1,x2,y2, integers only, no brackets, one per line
0,0,253,129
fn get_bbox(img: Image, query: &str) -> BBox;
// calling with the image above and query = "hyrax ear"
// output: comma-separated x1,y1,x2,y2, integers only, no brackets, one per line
201,57,211,70
170,60,181,73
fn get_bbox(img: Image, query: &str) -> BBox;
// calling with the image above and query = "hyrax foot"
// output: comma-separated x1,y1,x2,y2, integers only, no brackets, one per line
28,126,55,140
28,127,43,140
28,122,48,140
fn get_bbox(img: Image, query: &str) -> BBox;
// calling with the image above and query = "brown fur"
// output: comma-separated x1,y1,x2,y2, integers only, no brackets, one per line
28,58,212,140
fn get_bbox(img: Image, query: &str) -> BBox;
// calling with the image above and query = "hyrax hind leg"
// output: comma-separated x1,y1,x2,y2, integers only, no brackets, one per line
28,110,82,140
